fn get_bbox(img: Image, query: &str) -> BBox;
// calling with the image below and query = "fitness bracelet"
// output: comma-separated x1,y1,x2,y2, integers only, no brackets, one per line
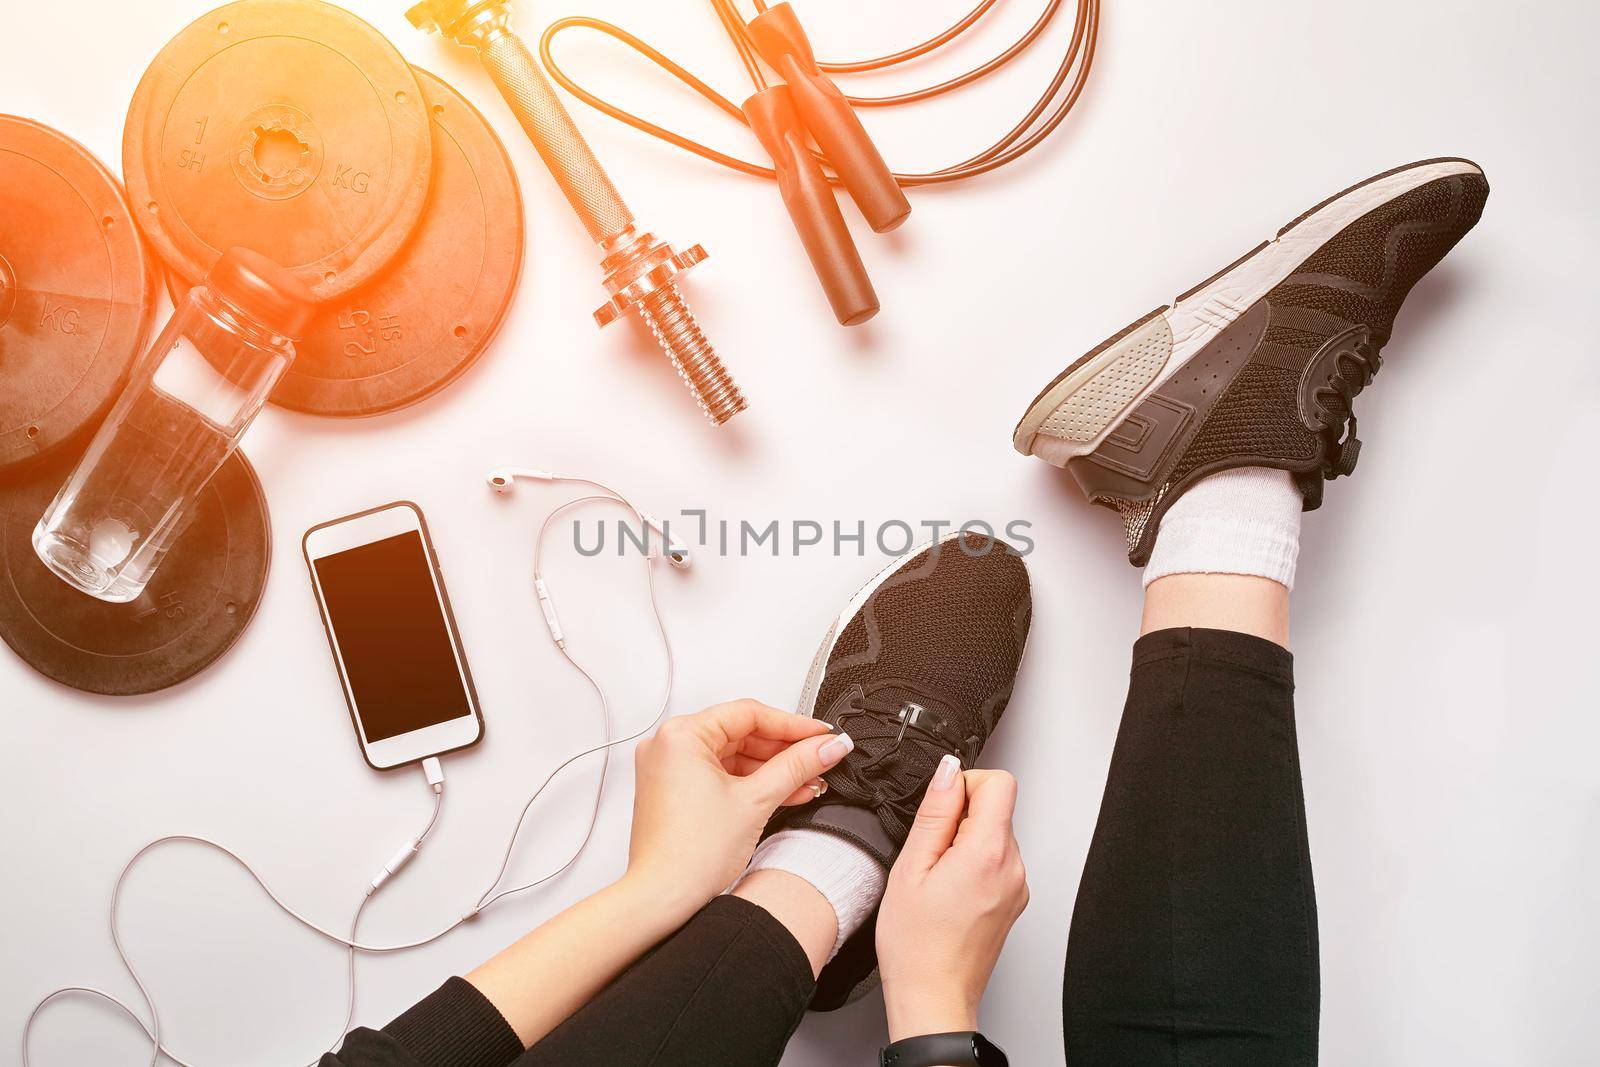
879,1031,1008,1067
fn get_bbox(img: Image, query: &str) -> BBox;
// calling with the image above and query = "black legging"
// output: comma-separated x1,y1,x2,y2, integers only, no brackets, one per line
324,627,1320,1067
1062,627,1319,1065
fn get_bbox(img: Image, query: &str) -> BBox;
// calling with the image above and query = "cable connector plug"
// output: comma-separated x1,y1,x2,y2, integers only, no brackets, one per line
422,756,445,793
369,838,422,893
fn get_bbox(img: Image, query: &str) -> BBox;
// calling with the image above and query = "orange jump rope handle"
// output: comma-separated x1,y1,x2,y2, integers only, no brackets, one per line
746,85,879,326
747,2,911,234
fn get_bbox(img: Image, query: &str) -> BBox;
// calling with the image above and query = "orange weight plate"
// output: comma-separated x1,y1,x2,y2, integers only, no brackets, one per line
0,441,270,695
0,116,158,474
170,68,525,416
123,0,431,301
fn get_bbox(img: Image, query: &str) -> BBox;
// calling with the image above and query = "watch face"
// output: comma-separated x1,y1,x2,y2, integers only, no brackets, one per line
879,1031,1007,1067
973,1032,1008,1065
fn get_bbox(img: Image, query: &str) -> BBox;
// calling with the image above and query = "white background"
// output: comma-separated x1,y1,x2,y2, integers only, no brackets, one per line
4,2,1598,1064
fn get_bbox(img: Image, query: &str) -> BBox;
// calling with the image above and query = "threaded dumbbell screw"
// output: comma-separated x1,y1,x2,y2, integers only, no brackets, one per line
592,230,745,426
637,283,747,425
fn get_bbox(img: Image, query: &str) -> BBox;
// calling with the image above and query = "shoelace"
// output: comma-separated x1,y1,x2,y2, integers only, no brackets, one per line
827,682,979,826
1316,336,1384,479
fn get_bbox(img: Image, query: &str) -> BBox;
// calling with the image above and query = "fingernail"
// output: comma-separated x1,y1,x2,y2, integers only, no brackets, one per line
931,753,961,791
818,732,854,767
808,779,828,800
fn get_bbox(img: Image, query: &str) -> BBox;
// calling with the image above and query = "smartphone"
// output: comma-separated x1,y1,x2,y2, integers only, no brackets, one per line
303,501,483,770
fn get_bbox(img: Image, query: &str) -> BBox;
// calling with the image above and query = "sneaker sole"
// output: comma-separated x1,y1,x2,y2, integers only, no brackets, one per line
1011,157,1485,464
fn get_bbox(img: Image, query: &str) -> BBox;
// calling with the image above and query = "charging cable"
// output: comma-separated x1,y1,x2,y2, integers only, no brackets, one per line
22,477,677,1066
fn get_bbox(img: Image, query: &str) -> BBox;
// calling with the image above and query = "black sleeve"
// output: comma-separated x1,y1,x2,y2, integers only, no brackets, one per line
321,977,525,1067
513,896,813,1067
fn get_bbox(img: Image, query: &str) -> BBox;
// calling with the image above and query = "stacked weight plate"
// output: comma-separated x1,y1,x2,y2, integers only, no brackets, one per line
0,115,271,694
1,0,522,694
131,0,526,417
0,444,272,695
0,117,157,472
123,0,436,301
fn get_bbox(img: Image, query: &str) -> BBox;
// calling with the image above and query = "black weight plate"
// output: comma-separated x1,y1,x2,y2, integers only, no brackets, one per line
0,115,158,474
0,444,270,695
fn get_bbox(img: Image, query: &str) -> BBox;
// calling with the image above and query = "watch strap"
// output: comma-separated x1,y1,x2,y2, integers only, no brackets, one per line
879,1031,1007,1067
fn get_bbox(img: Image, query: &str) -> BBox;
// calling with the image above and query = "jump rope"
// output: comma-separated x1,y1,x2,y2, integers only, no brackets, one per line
22,472,679,1066
533,0,1098,324
540,0,1101,185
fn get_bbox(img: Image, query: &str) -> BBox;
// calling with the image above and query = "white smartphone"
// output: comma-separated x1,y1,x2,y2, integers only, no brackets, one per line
303,501,483,770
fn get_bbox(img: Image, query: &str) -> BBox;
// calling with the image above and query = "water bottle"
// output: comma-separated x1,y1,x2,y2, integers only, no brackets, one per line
33,247,312,603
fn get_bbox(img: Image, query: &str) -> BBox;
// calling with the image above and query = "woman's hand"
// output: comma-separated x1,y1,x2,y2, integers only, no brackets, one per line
624,699,851,920
876,758,1029,1042
469,701,847,1047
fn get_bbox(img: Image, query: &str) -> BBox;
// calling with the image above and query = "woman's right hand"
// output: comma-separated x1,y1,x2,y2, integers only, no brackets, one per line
623,699,851,922
876,758,1029,1042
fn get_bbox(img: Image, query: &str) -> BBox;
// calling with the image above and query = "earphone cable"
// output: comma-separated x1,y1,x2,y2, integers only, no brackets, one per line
475,488,675,909
22,481,678,1066
22,777,446,1067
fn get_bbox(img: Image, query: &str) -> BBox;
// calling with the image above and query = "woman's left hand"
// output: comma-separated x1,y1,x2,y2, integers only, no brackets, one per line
624,699,851,918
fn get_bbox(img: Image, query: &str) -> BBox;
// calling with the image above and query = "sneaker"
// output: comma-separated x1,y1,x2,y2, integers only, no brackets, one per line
1012,157,1489,564
766,531,1032,1010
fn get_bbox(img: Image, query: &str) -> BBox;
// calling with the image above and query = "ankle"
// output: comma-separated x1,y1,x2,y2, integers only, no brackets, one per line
1142,573,1290,647
734,827,887,969
732,869,839,978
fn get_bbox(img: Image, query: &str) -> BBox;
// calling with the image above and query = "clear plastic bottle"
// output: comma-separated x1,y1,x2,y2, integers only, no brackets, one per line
33,247,312,603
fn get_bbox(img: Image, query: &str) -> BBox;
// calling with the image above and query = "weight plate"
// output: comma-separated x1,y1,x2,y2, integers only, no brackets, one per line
169,68,525,416
0,443,270,696
123,0,431,301
0,116,158,474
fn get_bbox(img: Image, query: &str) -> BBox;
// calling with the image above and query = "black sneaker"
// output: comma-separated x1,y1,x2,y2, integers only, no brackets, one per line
1012,158,1489,564
765,531,1032,1010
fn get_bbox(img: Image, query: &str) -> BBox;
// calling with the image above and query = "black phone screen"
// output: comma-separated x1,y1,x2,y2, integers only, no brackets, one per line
313,531,469,742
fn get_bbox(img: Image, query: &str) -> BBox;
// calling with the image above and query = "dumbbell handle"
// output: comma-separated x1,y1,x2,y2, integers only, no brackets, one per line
477,32,633,244
409,0,748,424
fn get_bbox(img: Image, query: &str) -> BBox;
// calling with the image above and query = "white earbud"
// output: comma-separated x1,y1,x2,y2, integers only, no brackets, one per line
485,467,691,569
486,466,558,494
641,513,692,570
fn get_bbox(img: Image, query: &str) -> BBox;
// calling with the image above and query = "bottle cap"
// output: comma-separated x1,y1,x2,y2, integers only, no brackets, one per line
205,247,315,337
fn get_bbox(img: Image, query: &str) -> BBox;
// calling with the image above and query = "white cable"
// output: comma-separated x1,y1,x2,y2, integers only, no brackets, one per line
21,476,677,1066
476,490,673,910
22,776,443,1067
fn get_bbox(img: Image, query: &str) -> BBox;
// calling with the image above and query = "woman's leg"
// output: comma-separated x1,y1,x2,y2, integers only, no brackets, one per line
1062,574,1319,1065
512,874,834,1067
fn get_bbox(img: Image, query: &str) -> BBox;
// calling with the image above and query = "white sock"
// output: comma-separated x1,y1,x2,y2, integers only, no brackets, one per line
1144,467,1302,589
736,829,887,960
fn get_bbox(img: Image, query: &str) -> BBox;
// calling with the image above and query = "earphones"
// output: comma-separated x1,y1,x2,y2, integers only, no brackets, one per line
486,467,693,570
23,467,683,1067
